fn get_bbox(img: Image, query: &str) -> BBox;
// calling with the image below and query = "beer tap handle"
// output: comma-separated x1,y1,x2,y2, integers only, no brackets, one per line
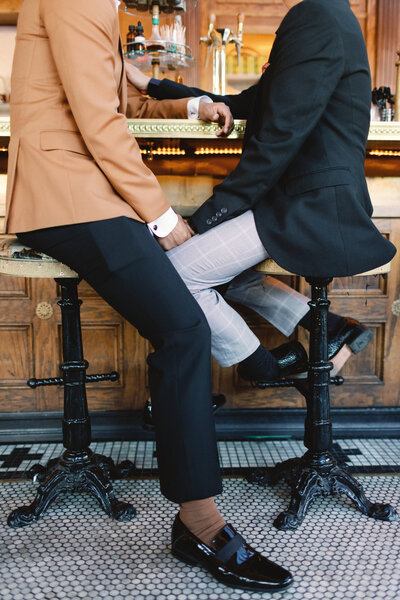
237,12,244,41
236,13,245,66
208,13,216,37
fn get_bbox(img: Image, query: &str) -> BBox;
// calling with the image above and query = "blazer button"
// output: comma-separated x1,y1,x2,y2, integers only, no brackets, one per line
206,219,212,225
212,216,218,222
216,211,222,218
221,207,228,214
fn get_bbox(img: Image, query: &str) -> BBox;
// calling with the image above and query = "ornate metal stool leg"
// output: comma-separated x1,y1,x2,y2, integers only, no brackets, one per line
248,278,398,530
8,278,136,527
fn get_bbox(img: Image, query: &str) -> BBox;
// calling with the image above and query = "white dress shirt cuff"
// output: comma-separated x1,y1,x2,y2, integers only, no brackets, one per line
187,96,213,119
147,207,178,237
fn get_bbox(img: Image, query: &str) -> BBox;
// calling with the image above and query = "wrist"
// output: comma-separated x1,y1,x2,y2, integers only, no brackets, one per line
142,75,151,94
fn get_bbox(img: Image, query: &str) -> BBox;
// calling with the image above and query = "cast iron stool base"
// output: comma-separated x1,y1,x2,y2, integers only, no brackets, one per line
247,276,398,530
8,277,136,528
248,449,398,531
8,449,136,527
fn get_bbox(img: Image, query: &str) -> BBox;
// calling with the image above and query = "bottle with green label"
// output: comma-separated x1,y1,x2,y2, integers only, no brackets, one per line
147,2,164,51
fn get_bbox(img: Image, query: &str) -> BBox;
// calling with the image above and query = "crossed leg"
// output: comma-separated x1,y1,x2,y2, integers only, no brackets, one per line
167,210,309,367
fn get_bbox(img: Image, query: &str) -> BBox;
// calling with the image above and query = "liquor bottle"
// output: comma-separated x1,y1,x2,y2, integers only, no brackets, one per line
147,2,164,51
133,21,146,55
126,25,136,58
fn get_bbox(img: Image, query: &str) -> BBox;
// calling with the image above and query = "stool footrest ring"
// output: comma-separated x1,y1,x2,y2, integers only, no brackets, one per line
253,376,344,389
27,371,120,388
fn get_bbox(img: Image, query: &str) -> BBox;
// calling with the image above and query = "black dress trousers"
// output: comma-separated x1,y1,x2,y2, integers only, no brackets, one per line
18,216,223,503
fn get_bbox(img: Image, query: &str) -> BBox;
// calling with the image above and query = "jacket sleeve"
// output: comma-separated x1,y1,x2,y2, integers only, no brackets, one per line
126,77,191,119
148,78,258,120
190,2,346,234
40,0,170,223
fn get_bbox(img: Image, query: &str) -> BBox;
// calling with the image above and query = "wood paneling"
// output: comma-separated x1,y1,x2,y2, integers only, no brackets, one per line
0,0,22,25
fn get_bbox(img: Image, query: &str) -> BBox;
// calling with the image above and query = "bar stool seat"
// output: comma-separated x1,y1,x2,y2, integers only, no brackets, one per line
253,257,392,277
0,236,78,278
247,257,397,530
0,236,136,528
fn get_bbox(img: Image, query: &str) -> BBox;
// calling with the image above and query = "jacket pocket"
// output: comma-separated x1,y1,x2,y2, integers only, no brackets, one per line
285,167,352,196
40,130,92,157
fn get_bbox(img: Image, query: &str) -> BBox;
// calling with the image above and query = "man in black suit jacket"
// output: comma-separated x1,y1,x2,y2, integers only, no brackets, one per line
127,0,396,381
137,0,396,276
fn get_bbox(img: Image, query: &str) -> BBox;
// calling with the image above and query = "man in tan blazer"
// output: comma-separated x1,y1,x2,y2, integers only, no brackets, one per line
9,0,292,592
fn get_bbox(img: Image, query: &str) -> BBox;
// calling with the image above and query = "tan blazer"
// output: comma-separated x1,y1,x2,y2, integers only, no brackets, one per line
5,0,191,234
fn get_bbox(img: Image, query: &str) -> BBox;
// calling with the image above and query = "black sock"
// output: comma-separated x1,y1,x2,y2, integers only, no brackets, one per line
299,310,343,334
238,344,279,381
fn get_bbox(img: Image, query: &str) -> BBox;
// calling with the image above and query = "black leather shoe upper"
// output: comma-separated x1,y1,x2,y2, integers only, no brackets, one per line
327,317,372,359
270,340,308,378
171,514,293,591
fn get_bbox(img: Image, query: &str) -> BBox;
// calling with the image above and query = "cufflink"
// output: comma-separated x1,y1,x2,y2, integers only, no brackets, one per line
153,225,158,231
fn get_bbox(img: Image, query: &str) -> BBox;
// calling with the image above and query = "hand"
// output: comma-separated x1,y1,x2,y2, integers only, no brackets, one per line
198,101,234,137
157,215,194,251
125,62,151,94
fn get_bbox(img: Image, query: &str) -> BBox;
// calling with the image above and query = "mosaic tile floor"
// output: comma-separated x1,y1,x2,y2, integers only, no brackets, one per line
0,476,399,600
1,438,400,480
0,440,399,600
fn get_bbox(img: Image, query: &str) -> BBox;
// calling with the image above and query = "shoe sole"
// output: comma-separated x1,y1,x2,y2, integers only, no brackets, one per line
171,548,293,593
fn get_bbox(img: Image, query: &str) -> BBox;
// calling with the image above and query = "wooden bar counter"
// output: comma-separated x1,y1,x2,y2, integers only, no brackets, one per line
0,117,399,441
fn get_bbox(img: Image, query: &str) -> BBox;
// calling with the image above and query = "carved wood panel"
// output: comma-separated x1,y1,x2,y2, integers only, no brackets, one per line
0,277,150,413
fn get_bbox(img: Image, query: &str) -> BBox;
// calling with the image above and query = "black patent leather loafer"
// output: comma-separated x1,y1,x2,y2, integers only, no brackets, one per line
171,514,293,592
327,317,373,360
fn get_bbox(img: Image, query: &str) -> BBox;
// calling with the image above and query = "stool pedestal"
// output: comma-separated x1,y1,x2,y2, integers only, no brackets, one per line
249,277,398,530
8,278,136,528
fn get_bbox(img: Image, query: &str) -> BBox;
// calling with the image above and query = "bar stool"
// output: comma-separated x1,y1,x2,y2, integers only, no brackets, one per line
0,236,137,527
247,258,398,530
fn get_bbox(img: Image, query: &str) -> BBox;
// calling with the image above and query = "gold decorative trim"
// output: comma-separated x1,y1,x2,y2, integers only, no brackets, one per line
127,119,247,139
0,118,10,136
1,117,400,142
368,121,400,142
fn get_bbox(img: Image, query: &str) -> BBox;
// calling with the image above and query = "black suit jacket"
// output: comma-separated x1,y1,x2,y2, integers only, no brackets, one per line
148,0,396,277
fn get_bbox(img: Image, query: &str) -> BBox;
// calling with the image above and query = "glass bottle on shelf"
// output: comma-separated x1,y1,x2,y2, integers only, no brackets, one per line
126,25,136,58
133,21,146,55
147,2,165,51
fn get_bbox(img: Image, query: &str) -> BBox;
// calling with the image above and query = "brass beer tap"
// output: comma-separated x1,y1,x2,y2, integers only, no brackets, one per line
200,13,245,95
